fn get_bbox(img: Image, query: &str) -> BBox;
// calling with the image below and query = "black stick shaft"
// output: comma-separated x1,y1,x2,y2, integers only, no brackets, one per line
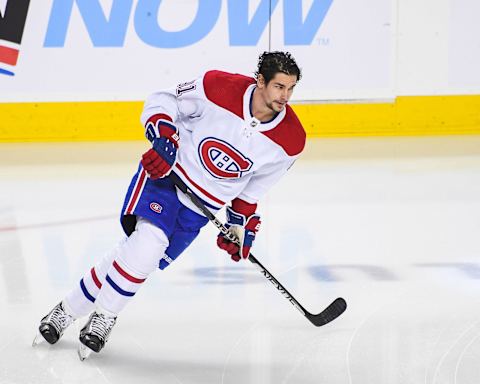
169,172,310,318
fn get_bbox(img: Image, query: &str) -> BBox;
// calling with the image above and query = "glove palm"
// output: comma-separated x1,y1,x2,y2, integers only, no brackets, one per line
217,206,261,262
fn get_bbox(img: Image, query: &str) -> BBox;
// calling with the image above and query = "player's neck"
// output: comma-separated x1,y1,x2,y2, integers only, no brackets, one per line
251,88,277,122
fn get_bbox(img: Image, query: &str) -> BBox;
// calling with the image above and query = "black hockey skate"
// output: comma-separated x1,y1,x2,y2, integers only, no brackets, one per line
78,311,117,360
33,302,74,346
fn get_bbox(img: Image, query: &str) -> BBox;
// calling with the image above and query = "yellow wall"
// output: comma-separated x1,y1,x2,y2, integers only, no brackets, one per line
295,95,480,137
1,95,480,142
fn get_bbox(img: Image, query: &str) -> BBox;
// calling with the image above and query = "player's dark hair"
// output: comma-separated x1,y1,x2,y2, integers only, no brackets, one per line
255,51,301,84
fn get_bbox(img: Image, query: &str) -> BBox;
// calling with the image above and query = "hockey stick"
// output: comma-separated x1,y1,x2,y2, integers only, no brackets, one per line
169,172,347,327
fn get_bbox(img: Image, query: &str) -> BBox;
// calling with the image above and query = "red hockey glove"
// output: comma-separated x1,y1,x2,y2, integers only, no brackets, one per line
141,114,180,179
217,199,261,262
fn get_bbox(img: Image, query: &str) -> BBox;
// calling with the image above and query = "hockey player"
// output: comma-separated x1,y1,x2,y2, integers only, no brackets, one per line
33,51,306,359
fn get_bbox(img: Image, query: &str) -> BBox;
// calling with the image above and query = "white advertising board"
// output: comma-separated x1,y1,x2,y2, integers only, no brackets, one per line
449,0,480,94
0,0,395,102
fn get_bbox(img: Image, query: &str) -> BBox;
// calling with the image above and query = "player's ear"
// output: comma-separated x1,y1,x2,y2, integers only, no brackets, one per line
257,74,266,89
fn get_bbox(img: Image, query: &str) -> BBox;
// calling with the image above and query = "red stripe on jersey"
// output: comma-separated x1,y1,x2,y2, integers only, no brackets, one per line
231,198,257,217
91,267,102,289
126,169,147,214
146,113,173,124
113,261,146,283
175,163,225,205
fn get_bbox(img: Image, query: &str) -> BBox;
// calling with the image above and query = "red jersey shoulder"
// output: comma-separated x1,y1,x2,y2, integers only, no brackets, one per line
261,105,306,157
203,70,255,119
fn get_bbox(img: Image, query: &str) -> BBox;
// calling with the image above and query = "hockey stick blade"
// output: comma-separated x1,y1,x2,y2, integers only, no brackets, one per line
248,253,347,327
169,172,347,327
306,297,347,327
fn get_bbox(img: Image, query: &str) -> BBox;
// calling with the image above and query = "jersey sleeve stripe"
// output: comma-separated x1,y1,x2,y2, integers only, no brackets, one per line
146,113,173,124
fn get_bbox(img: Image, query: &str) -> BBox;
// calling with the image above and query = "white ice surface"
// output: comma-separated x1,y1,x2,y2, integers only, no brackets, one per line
1,137,480,384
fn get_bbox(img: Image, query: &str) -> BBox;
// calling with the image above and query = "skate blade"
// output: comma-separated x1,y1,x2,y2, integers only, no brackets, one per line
78,343,93,361
32,332,45,347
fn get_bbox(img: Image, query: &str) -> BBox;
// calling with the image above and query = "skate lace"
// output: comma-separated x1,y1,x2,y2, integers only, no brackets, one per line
89,313,116,341
45,304,72,332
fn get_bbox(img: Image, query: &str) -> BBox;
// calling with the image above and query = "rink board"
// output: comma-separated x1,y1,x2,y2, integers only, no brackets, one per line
1,94,480,142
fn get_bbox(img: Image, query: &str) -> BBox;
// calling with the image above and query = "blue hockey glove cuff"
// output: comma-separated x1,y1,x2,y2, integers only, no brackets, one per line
141,114,180,179
217,202,261,262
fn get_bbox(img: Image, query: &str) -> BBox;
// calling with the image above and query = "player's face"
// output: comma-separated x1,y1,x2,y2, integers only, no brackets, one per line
258,73,298,113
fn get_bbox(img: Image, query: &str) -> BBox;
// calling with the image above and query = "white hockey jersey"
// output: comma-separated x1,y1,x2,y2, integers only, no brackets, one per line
140,70,306,214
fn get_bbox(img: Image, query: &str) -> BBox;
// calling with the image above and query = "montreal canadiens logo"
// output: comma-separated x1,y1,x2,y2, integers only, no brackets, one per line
149,202,163,213
198,138,253,179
